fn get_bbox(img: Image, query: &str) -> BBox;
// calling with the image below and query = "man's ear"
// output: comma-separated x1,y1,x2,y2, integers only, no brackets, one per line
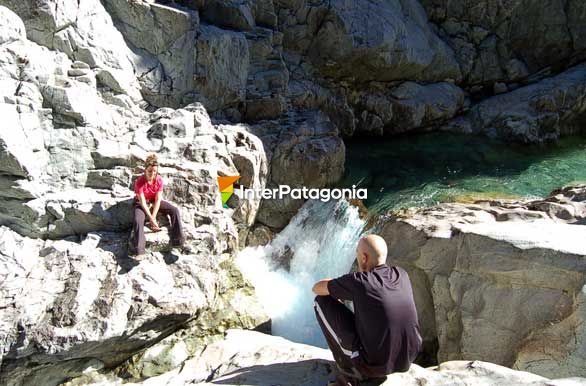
361,252,368,266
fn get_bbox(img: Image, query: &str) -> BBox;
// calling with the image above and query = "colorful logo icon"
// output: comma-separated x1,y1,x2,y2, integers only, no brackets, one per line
217,176,240,208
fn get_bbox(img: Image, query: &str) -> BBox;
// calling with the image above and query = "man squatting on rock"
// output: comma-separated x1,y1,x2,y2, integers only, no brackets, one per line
312,234,422,386
129,154,185,259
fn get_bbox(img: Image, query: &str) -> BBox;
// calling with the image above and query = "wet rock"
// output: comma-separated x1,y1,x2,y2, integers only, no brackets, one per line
246,224,274,247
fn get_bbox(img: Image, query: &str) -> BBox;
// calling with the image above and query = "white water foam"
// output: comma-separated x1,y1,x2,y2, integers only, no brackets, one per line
236,199,366,347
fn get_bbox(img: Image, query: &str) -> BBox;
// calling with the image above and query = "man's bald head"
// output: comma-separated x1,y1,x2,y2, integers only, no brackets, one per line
356,234,388,271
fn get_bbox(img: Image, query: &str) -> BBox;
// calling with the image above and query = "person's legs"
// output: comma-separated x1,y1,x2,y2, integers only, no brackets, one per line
131,204,146,255
314,296,364,382
158,200,184,246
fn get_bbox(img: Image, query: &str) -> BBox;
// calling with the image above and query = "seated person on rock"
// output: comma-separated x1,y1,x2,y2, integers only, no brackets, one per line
312,234,422,386
129,154,184,259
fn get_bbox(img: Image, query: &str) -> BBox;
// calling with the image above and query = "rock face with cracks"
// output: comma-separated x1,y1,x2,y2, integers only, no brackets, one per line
2,0,586,385
380,185,586,379
4,0,586,144
0,5,270,386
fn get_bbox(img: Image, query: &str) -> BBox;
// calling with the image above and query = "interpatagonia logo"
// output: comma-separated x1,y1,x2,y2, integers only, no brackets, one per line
217,176,240,208
239,185,367,202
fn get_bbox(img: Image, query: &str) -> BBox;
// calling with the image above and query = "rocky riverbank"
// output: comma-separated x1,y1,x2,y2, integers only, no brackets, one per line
61,329,586,386
2,0,586,385
46,184,586,385
381,185,586,379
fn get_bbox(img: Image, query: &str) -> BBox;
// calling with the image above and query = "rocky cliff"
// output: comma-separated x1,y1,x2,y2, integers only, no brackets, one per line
92,0,586,144
381,185,586,379
0,3,270,385
3,0,586,229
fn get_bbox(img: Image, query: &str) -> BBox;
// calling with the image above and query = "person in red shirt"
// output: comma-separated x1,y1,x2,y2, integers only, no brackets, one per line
130,154,184,259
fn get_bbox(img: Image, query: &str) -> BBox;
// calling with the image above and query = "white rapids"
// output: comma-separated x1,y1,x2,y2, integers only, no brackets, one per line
236,199,366,347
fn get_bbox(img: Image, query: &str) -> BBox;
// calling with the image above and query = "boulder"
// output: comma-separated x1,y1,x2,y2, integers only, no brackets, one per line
200,0,256,31
0,19,267,238
61,329,586,386
514,283,586,379
306,0,462,83
0,228,268,386
254,111,345,229
0,6,24,44
352,81,467,136
0,15,270,385
0,0,143,102
420,0,586,86
441,63,586,142
102,0,198,107
379,185,586,378
192,25,249,113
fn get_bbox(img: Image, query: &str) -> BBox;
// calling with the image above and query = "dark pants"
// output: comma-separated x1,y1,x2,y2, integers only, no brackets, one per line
131,200,184,254
314,296,366,380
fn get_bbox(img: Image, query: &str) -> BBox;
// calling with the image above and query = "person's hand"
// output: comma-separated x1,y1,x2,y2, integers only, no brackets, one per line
149,217,161,231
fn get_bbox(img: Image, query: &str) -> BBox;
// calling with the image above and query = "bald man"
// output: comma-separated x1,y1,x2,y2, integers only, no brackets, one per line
312,235,422,386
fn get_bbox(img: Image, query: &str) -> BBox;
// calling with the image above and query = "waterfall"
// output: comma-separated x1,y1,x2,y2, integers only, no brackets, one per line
236,199,366,347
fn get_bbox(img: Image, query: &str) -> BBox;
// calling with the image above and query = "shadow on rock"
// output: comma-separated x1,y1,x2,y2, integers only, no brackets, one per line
116,255,140,274
162,250,180,265
211,359,336,386
93,231,140,274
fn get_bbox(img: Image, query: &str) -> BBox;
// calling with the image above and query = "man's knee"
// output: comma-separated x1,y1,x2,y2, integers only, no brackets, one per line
314,295,338,318
314,295,346,328
314,294,335,307
313,295,330,322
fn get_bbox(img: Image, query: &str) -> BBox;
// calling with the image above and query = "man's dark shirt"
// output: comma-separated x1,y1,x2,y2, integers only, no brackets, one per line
327,264,422,375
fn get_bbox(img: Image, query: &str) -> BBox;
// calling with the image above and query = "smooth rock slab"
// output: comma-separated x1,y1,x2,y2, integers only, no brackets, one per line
380,185,586,378
61,330,586,386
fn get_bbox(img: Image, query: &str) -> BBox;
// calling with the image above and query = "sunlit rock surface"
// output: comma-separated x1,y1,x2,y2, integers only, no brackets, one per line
381,185,586,378
2,0,586,385
61,330,586,386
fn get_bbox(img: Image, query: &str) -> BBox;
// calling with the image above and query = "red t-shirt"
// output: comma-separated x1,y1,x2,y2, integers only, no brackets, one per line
134,175,164,202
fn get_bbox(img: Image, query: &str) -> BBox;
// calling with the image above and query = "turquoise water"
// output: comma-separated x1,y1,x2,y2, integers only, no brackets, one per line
339,133,586,213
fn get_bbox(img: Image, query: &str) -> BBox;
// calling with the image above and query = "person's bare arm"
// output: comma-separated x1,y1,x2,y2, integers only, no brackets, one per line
137,192,158,229
312,279,332,296
137,192,152,220
150,191,162,228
